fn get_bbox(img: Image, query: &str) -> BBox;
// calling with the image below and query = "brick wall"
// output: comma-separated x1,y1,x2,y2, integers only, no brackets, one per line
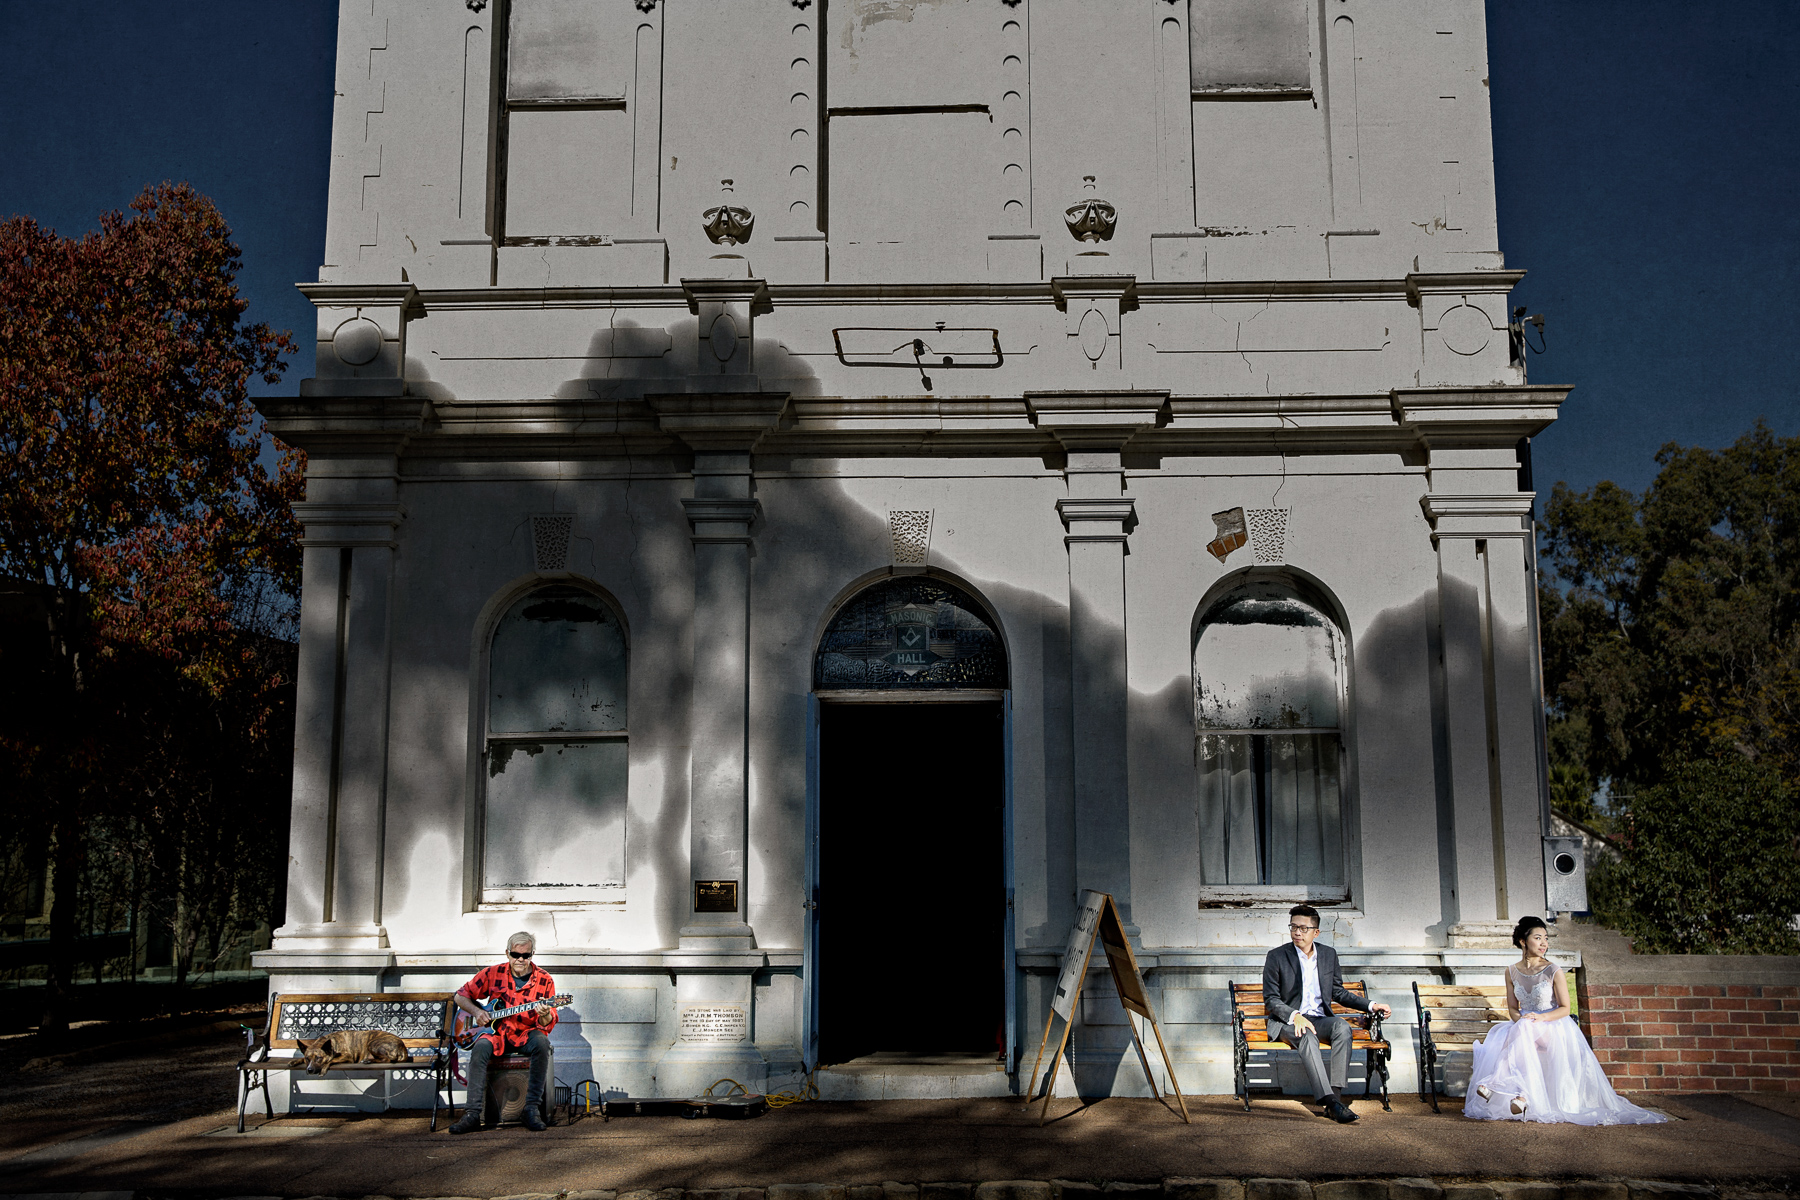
1583,982,1800,1092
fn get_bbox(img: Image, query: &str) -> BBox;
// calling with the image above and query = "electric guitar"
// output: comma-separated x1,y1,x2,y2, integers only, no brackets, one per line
450,993,573,1049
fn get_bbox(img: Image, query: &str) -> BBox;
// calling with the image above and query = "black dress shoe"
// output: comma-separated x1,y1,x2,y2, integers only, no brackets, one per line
1323,1098,1358,1123
447,1110,483,1135
521,1107,547,1132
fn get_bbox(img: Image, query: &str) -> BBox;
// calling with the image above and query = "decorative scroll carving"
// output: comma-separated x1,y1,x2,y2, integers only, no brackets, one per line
1065,175,1117,242
467,0,487,11
703,179,755,245
815,577,1007,691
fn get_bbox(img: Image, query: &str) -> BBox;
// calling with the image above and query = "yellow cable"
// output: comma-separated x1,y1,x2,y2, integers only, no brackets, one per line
765,1070,819,1109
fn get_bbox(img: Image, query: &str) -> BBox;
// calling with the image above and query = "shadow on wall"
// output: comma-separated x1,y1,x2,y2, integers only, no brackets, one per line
382,317,830,953
1129,581,1452,947
570,317,829,401
738,474,1080,953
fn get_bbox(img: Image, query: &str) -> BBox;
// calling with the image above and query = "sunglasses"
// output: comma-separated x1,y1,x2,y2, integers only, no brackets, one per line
509,950,533,960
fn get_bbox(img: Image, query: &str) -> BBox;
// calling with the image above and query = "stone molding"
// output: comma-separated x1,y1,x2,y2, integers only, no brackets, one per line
291,501,406,549
1056,497,1137,545
681,497,762,546
648,392,791,454
1392,385,1572,444
1420,493,1537,541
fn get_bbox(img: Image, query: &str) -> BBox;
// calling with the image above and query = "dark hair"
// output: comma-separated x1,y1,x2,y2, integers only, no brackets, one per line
1512,916,1548,949
1289,904,1321,928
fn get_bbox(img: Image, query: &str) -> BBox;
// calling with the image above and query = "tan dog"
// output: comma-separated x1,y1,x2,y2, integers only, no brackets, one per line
296,1029,413,1075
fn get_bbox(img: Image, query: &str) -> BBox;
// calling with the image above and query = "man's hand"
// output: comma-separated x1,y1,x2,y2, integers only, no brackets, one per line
535,1003,554,1024
1291,1014,1315,1037
476,1011,493,1027
1370,1002,1392,1019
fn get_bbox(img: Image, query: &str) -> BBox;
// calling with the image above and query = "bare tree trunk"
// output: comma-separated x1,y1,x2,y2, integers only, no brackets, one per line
41,818,84,1040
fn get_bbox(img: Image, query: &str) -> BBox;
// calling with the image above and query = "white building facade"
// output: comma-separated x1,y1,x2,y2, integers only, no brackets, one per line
258,0,1576,1107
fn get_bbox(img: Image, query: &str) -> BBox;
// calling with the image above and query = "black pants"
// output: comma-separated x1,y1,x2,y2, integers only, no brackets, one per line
463,1031,552,1119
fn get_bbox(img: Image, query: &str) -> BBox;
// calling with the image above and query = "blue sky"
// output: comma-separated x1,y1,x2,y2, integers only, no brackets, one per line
1,1,1793,497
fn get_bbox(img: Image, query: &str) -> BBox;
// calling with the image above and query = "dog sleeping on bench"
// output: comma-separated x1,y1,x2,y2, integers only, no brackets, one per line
295,1029,414,1074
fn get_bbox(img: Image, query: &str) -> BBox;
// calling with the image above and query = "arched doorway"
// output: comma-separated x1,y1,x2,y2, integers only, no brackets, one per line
805,575,1012,1072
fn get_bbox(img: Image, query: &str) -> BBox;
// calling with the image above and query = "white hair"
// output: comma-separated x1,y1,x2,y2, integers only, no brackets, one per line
506,930,537,953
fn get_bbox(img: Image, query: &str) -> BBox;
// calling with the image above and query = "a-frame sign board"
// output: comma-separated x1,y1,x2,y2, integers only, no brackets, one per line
1025,890,1190,1125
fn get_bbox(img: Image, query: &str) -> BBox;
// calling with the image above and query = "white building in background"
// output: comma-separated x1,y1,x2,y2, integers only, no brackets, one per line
257,0,1577,1107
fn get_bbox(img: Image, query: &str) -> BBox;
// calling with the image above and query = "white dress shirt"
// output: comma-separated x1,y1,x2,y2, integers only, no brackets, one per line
1295,945,1326,1019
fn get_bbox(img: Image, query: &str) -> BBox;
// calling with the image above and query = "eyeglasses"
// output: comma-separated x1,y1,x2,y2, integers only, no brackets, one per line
509,950,533,960
1288,924,1319,932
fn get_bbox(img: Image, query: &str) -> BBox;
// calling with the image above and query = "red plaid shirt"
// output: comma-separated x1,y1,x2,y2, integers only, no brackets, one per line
457,961,559,1053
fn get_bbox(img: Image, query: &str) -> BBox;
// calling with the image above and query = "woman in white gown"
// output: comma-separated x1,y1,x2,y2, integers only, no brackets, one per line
1465,916,1667,1125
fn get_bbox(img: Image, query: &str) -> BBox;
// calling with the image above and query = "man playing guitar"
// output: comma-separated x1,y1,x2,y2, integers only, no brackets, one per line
448,931,559,1133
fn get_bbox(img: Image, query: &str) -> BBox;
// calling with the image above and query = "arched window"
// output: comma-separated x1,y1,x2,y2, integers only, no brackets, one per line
482,585,628,906
1194,584,1347,897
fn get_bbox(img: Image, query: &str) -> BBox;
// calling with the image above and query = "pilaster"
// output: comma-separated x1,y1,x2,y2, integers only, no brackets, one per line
271,495,404,954
1027,392,1166,930
649,392,791,951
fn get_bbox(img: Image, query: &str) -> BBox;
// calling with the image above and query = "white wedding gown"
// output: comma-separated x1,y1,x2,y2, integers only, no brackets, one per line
1464,962,1667,1125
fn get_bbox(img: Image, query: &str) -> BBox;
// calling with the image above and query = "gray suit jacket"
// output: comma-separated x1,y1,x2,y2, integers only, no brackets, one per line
1262,942,1369,1026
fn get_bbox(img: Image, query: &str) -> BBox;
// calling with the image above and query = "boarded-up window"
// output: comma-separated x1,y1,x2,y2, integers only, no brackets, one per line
502,0,652,236
1190,0,1312,96
1195,588,1347,891
483,586,628,904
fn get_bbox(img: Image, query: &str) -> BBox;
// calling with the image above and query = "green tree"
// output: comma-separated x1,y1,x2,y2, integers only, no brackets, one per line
1591,757,1800,954
1539,421,1800,949
1541,422,1800,786
0,183,299,1033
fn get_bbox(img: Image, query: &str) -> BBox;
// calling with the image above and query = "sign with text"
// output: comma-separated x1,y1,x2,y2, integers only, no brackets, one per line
1026,890,1189,1126
694,879,739,913
678,1005,748,1043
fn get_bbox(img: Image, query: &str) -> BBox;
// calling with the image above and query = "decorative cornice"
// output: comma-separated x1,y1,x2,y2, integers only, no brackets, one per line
292,501,405,549
1420,493,1537,542
1392,385,1572,444
1056,496,1138,544
649,391,790,455
680,277,772,316
1404,270,1527,308
682,497,761,545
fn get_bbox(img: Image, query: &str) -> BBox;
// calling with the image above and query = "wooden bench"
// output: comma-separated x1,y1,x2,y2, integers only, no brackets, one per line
1412,982,1512,1112
237,992,455,1132
1230,980,1391,1112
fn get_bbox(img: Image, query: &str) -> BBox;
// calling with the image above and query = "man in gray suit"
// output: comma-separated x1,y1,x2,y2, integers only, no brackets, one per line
1263,904,1391,1123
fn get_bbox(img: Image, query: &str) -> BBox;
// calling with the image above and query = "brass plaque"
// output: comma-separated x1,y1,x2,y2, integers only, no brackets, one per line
694,880,738,913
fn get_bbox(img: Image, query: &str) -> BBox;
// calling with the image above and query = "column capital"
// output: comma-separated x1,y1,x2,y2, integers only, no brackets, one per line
1421,492,1535,542
1026,390,1168,452
1391,385,1571,446
1056,496,1138,544
291,502,406,549
682,497,762,545
649,392,790,454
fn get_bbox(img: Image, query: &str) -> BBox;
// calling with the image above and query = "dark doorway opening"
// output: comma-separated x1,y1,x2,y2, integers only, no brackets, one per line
817,700,1005,1064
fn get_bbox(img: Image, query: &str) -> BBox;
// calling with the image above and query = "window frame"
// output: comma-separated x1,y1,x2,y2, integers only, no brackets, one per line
1192,576,1355,908
467,577,632,913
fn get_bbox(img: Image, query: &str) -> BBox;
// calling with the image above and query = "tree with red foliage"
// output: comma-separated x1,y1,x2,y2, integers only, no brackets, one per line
0,183,301,1035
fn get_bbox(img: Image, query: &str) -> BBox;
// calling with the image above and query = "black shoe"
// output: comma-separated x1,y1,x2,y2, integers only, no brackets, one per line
447,1110,483,1135
1323,1098,1358,1123
521,1107,547,1132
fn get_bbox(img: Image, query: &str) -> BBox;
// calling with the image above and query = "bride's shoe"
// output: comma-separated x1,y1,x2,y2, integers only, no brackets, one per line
1475,1085,1493,1101
1510,1096,1528,1115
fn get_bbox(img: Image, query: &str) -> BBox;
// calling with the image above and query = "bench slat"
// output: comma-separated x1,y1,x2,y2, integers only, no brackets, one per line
1416,985,1508,998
